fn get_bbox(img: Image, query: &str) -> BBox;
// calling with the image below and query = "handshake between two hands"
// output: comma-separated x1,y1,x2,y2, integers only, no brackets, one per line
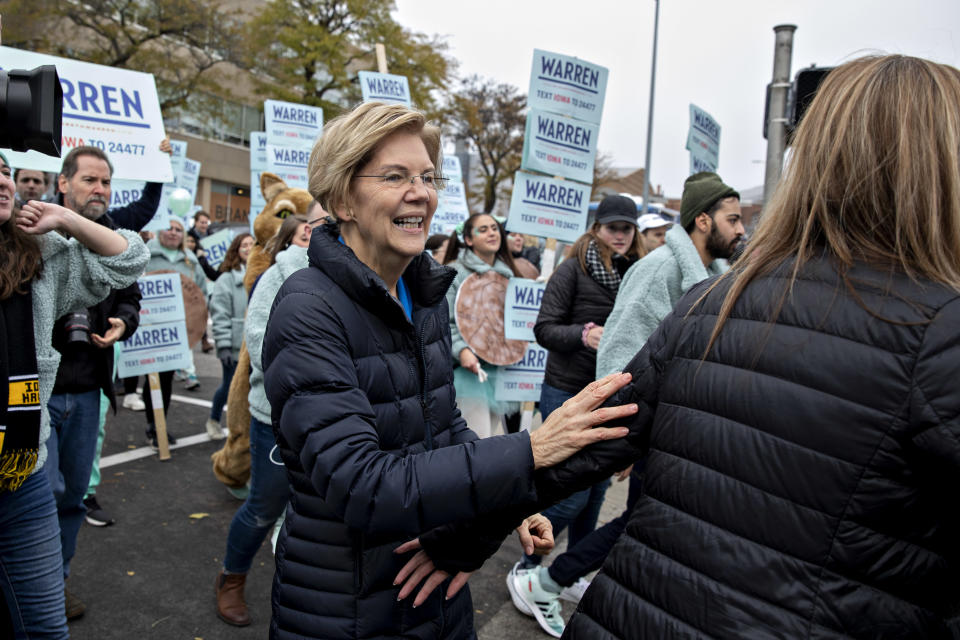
390,514,555,608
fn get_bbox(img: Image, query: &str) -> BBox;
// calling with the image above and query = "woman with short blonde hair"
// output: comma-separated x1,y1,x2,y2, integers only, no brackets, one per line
261,102,636,639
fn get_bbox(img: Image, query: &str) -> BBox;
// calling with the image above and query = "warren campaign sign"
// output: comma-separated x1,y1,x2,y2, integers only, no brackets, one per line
521,108,598,184
504,278,546,342
442,156,463,183
528,49,608,125
506,171,590,242
250,132,268,172
0,47,173,182
430,181,470,237
686,103,721,173
264,100,323,152
495,343,547,402
358,71,412,107
118,273,192,378
264,144,309,190
199,229,233,271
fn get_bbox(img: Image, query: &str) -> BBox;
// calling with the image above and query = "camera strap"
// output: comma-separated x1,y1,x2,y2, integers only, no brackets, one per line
0,286,40,492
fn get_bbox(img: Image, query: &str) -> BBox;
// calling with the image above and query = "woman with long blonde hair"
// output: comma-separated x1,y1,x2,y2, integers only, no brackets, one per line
421,55,960,639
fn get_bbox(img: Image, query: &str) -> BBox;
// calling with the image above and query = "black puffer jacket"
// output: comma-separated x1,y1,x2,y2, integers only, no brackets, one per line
429,256,960,638
534,254,630,393
262,224,538,640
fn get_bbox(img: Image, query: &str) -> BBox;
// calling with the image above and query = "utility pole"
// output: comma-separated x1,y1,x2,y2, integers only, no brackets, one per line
640,0,660,214
763,24,796,205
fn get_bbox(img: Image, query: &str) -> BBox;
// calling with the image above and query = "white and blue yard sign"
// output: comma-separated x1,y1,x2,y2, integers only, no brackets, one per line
264,144,309,191
249,133,269,234
442,156,462,183
358,71,412,107
430,181,470,237
250,132,268,172
0,46,173,182
168,140,188,179
109,180,147,210
528,49,608,125
264,99,323,152
504,278,546,341
686,103,721,173
521,108,598,185
495,343,548,402
249,171,266,235
118,273,192,378
199,229,234,271
506,171,590,242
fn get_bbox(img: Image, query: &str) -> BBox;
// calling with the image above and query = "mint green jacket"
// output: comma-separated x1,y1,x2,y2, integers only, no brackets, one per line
246,245,308,424
210,266,246,358
596,224,727,378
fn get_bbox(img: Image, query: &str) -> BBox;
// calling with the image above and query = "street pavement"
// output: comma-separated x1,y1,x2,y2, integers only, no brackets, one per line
66,345,627,639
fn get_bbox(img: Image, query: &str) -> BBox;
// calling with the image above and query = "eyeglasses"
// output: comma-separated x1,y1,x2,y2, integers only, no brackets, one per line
164,227,184,234
354,172,447,191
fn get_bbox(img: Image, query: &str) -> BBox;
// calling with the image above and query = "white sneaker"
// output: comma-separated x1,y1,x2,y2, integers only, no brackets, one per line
205,418,225,440
559,577,591,604
510,565,565,638
122,393,145,411
506,562,534,616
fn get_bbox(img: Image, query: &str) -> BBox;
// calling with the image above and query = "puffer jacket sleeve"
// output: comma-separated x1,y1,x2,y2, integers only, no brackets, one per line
909,296,960,469
263,286,539,538
209,270,236,351
533,259,584,353
420,292,683,573
45,229,150,319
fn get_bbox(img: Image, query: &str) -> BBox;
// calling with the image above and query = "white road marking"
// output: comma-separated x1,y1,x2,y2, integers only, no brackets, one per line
101,391,225,468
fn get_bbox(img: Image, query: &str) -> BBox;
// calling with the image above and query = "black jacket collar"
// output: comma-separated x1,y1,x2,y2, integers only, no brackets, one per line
308,221,456,325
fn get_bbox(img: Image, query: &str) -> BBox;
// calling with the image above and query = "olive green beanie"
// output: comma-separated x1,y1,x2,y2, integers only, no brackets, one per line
680,172,739,228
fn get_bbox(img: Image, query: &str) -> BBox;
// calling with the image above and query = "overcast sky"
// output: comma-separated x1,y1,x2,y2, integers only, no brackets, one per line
394,0,960,199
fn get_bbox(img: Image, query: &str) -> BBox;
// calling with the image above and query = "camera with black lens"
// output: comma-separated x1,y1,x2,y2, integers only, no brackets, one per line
63,310,92,345
0,65,63,157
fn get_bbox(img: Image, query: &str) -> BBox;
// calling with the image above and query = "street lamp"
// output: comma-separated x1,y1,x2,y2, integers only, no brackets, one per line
640,0,660,214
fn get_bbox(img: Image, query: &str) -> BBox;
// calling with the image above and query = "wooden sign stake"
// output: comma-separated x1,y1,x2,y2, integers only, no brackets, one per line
147,372,171,461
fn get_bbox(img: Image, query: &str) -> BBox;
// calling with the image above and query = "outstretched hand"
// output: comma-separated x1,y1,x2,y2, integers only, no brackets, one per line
91,317,127,348
393,538,473,607
529,371,637,469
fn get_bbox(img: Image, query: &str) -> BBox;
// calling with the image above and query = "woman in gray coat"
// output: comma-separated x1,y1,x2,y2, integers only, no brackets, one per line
206,232,253,439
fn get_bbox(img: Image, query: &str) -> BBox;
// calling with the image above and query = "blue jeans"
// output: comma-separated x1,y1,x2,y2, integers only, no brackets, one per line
210,360,237,422
45,389,102,578
223,417,291,574
523,382,611,567
0,471,68,638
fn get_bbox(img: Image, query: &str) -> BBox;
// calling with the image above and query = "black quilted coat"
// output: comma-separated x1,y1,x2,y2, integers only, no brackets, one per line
534,255,629,394
430,256,960,639
262,223,538,640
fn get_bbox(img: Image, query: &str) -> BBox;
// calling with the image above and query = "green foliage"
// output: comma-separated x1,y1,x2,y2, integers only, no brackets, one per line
246,0,454,119
445,75,526,214
0,0,247,113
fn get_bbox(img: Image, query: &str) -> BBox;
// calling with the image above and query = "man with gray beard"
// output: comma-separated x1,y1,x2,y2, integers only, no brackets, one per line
44,145,160,622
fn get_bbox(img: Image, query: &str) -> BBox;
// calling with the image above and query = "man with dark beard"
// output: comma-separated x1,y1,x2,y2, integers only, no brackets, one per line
596,172,742,377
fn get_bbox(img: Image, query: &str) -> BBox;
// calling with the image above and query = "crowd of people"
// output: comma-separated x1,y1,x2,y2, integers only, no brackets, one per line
1,53,960,640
